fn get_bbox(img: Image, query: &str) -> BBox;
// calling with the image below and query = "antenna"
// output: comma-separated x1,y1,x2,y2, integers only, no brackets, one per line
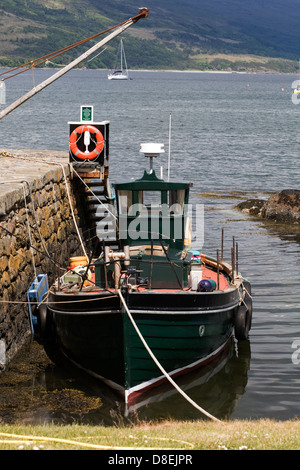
140,143,165,173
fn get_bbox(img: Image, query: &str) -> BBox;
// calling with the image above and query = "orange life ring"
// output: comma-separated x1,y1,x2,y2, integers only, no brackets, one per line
69,125,104,160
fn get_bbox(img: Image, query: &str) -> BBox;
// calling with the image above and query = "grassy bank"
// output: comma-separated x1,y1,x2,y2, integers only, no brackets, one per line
0,419,299,450
188,53,298,73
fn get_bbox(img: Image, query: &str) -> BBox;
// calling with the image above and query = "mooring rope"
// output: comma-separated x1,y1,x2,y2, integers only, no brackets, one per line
22,184,37,280
72,167,118,222
118,289,223,423
60,164,88,260
0,151,87,259
1,151,221,423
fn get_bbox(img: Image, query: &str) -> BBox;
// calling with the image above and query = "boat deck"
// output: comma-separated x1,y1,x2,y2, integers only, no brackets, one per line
60,264,230,294
131,266,229,292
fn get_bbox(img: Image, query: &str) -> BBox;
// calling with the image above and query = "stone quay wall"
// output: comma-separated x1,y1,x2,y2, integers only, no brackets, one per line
0,149,83,368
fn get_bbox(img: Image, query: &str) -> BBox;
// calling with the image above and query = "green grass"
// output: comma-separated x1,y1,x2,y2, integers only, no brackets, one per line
0,419,299,450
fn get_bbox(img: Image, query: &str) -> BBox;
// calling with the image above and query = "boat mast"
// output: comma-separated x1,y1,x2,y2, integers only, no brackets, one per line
121,39,128,74
0,8,148,120
121,39,123,71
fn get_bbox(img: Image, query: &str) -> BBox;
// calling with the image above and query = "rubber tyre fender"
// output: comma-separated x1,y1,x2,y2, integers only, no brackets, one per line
234,305,251,340
243,280,251,295
244,296,253,331
38,303,51,340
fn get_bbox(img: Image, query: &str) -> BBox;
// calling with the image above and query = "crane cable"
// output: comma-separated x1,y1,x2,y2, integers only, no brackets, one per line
0,10,145,82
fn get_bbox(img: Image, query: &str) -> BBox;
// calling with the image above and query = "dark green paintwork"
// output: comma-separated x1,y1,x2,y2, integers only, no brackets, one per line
114,170,190,192
43,168,242,399
122,309,234,390
114,170,190,251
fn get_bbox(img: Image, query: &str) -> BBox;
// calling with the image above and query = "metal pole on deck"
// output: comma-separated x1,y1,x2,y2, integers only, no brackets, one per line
0,8,149,120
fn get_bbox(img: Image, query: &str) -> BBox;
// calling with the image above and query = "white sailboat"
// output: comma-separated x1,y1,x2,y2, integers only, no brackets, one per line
108,39,129,80
0,9,148,120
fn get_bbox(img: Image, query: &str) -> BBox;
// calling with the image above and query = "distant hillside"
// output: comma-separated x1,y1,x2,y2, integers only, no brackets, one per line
0,0,299,72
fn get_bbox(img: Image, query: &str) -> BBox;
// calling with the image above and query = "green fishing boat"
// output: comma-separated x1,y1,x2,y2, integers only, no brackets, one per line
31,133,252,409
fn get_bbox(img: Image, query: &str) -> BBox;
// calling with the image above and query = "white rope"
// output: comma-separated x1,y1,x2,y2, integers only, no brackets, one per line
87,47,107,62
0,151,88,259
60,164,88,259
0,178,52,259
237,281,253,308
0,294,118,305
118,289,223,423
72,167,118,221
242,282,252,299
23,184,37,280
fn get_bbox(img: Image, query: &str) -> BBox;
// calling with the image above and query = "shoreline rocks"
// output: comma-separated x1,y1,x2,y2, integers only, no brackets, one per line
237,189,300,225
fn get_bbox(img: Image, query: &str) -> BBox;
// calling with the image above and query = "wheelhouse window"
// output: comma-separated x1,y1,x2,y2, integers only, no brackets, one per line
169,189,185,214
118,190,132,215
118,189,186,216
140,191,161,214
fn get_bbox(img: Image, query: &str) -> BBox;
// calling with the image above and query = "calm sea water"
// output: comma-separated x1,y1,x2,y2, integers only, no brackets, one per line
0,69,300,424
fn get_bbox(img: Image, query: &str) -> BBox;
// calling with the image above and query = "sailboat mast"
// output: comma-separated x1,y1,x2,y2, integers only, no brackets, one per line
123,40,128,74
121,39,123,71
0,8,148,120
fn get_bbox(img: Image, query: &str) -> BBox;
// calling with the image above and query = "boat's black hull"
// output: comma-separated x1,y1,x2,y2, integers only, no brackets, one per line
38,285,250,404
